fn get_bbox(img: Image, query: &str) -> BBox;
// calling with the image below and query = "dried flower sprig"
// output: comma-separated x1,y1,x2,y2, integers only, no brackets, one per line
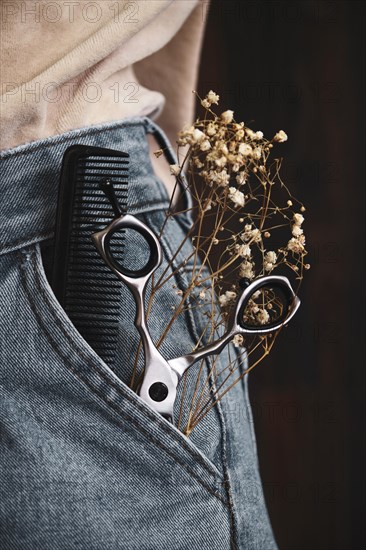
132,90,309,436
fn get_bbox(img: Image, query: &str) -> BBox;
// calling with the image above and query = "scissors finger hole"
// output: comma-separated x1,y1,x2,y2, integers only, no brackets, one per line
106,226,158,278
239,283,294,330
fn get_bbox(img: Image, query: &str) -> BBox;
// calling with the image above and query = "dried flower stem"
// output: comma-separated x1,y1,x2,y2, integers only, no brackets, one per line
132,90,309,436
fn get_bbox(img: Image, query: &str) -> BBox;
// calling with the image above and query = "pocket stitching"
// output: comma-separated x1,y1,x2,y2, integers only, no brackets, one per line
17,246,227,499
159,241,240,549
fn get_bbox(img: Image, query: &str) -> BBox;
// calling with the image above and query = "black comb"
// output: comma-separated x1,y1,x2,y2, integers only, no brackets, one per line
52,145,129,367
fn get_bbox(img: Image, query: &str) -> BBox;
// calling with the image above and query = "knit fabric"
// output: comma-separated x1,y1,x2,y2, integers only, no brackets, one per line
0,0,207,150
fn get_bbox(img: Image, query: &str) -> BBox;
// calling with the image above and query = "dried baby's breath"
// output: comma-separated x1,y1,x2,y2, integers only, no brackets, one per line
131,90,309,436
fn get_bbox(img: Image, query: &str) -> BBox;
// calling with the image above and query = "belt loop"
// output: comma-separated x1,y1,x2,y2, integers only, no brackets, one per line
144,118,194,216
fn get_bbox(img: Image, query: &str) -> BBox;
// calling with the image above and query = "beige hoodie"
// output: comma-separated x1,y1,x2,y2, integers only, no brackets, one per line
0,0,208,151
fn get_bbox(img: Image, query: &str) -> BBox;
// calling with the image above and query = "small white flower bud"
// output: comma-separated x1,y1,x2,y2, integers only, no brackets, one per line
273,130,288,142
221,110,234,124
169,164,181,176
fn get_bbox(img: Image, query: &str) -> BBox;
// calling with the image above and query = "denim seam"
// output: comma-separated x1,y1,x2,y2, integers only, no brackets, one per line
128,200,170,215
0,232,53,257
0,119,150,159
0,203,170,257
237,351,259,459
218,412,239,550
205,327,239,549
154,222,239,549
17,247,227,500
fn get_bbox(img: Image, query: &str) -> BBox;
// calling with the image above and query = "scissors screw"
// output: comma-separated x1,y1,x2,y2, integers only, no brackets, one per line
149,382,169,402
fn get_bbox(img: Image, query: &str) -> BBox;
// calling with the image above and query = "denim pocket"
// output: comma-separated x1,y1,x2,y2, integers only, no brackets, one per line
15,243,227,495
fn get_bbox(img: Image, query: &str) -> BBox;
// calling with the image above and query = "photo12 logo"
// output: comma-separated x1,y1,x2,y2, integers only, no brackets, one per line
1,81,140,104
1,1,139,24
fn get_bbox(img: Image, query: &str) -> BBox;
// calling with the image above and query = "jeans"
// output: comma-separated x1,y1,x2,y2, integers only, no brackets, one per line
0,117,277,549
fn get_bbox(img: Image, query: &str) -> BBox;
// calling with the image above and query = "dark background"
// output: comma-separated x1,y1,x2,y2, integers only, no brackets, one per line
198,1,365,549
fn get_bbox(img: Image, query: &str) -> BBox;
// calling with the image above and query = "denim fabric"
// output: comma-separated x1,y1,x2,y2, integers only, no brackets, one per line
0,117,277,549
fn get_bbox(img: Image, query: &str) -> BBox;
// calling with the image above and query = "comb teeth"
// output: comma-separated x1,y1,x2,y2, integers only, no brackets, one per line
52,146,130,368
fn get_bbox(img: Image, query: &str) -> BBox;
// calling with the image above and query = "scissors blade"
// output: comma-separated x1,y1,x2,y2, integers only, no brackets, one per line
167,329,236,378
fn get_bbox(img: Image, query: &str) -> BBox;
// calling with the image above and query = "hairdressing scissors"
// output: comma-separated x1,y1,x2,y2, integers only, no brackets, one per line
92,180,300,423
